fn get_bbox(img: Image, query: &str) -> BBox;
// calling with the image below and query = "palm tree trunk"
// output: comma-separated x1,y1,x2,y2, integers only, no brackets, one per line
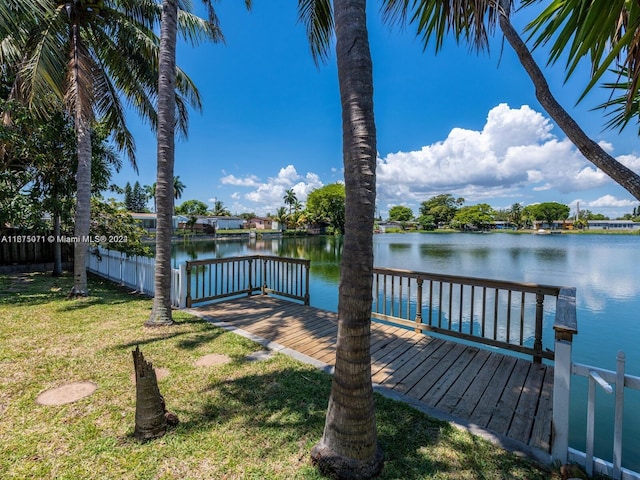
498,3,640,201
310,0,384,477
147,0,178,326
71,114,92,296
52,211,62,277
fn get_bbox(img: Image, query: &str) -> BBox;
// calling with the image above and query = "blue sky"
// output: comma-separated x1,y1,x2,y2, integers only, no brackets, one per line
112,2,640,219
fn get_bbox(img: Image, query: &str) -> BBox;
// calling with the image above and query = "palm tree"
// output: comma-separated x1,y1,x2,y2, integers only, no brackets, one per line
283,188,297,215
211,200,230,216
148,0,249,326
382,0,640,201
299,0,384,477
274,206,288,232
172,175,185,214
144,182,157,212
2,0,202,296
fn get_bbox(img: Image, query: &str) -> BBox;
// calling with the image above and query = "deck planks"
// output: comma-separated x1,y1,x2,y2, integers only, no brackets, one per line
192,295,554,453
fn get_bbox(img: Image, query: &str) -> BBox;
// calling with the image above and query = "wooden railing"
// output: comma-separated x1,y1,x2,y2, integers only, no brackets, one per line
371,267,567,362
185,255,310,307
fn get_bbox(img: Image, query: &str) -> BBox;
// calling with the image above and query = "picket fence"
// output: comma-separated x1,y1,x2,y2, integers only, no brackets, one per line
86,247,186,308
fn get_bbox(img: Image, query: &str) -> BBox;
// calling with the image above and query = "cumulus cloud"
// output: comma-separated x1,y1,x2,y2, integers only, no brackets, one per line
586,195,637,209
376,103,626,205
220,173,260,187
221,165,324,216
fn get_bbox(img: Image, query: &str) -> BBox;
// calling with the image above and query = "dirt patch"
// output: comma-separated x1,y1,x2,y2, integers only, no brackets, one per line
35,381,97,406
194,354,231,367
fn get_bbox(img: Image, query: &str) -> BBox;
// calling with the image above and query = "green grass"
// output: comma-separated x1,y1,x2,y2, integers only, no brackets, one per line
0,272,563,479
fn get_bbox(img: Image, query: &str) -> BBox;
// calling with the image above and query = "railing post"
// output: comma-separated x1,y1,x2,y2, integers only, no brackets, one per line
415,278,423,333
304,261,310,306
534,291,544,363
248,258,253,297
261,257,267,296
185,262,192,308
551,287,577,464
613,351,625,480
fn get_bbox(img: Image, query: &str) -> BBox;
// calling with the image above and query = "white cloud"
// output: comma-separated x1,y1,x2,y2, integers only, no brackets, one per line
220,174,259,187
220,165,325,216
586,195,637,209
376,104,627,206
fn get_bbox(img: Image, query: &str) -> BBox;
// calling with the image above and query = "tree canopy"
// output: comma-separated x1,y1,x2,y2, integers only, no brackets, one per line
306,183,346,234
388,205,414,222
419,194,464,226
524,202,571,227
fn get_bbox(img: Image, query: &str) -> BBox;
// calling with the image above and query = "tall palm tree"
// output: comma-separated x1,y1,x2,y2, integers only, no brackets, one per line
382,0,640,201
2,0,203,295
299,1,384,477
283,188,297,215
148,0,250,326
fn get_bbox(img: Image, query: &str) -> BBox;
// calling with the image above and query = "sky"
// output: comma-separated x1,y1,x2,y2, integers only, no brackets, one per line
111,2,640,220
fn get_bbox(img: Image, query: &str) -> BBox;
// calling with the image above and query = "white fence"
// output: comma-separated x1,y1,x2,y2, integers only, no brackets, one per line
568,352,640,480
86,247,186,308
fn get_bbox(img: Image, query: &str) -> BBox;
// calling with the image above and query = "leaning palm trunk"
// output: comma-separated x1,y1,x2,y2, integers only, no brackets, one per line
310,0,384,477
147,0,178,326
497,1,640,201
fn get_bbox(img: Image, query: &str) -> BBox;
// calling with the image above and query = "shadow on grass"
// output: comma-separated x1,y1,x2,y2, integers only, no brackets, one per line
167,365,555,479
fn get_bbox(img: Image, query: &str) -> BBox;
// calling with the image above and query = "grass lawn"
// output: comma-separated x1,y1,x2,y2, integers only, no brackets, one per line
0,272,563,479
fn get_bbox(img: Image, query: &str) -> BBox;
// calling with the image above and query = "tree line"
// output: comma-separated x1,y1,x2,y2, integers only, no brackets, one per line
386,194,640,231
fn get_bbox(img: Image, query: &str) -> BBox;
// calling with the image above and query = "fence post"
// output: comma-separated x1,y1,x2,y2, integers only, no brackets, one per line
551,287,577,464
533,292,544,363
304,261,310,305
178,263,187,309
613,351,625,480
185,262,192,308
415,278,423,333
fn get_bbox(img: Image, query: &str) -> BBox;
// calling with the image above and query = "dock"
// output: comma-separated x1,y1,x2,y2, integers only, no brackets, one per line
190,295,554,456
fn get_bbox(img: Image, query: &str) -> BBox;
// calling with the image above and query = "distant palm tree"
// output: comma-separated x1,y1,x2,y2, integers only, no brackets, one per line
299,0,383,477
283,188,297,215
275,206,288,231
172,176,185,214
211,200,230,216
144,183,157,212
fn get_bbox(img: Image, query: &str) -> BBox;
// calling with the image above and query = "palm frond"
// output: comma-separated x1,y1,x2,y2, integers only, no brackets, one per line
297,0,333,65
381,0,505,54
524,0,640,113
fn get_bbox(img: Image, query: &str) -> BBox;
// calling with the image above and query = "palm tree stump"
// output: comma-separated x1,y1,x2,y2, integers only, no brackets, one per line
132,346,177,440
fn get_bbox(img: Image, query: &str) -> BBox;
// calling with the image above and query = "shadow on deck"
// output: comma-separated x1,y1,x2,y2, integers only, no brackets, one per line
189,295,553,461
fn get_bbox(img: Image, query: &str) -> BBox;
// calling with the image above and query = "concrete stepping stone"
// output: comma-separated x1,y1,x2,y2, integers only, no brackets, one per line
194,353,231,367
35,381,97,406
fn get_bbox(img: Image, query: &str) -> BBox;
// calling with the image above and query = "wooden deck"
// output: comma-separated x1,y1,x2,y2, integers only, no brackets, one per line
190,295,554,454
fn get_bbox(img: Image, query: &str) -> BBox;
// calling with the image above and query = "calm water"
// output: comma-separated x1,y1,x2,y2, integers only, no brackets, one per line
172,232,640,470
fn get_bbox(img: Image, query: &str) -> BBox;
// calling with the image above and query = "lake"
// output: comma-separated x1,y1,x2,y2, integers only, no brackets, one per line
171,232,640,471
